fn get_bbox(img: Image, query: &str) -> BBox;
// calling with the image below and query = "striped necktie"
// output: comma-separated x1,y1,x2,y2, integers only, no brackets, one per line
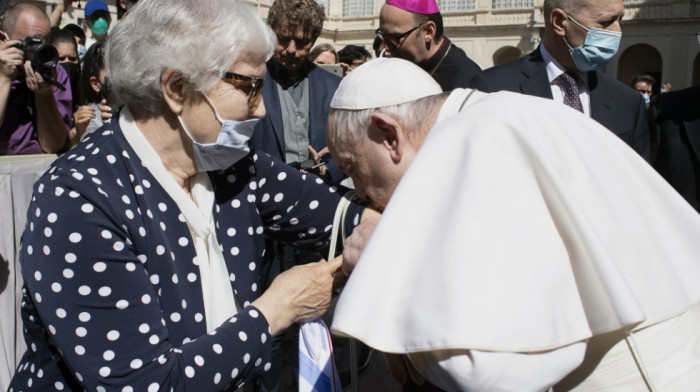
558,72,584,113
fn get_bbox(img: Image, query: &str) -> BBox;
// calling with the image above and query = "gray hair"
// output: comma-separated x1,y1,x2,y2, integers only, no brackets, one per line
543,0,581,26
327,93,448,146
106,0,276,115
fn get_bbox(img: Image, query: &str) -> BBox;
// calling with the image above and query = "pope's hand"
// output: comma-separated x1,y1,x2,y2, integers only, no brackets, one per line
342,215,379,276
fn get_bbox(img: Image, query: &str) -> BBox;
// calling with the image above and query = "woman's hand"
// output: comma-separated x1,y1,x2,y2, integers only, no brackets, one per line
74,105,95,137
98,99,112,123
253,257,342,336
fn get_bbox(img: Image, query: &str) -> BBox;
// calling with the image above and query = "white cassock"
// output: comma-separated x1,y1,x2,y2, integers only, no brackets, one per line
331,89,700,391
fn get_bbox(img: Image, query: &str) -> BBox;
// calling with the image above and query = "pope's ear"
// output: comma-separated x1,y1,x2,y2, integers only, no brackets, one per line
369,112,406,163
161,68,187,115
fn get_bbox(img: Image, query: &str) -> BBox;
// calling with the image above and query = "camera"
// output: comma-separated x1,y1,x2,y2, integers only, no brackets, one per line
18,37,59,72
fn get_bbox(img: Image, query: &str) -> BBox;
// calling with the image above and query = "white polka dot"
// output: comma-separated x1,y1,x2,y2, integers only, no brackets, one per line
93,262,107,273
178,237,188,247
56,308,66,318
264,362,272,371
230,247,240,256
54,187,64,196
99,366,111,377
251,283,258,292
277,172,287,181
255,358,262,366
142,294,151,304
248,262,256,271
43,227,52,237
158,202,167,212
172,274,179,284
42,245,50,255
187,273,197,282
81,203,94,213
125,209,134,219
150,275,160,285
75,327,87,337
106,155,116,164
116,300,129,309
156,245,165,255
26,245,33,255
126,262,136,272
130,359,142,369
256,226,264,234
51,282,62,293
194,313,204,323
137,254,147,263
185,366,195,378
139,227,146,237
273,193,284,202
112,240,125,251
68,232,82,243
149,334,159,345
98,286,111,297
48,325,56,335
290,218,299,225
78,285,91,296
194,355,205,366
34,271,42,281
248,227,254,235
103,350,115,361
138,323,150,334
213,372,221,384
46,213,57,223
72,172,84,181
107,330,120,341
212,344,223,354
239,331,248,341
34,292,42,302
65,253,77,263
261,333,267,343
243,353,251,364
55,381,65,390
78,312,91,322
249,309,259,318
74,346,85,356
229,273,236,282
170,312,181,322
309,200,319,210
231,368,239,378
231,199,241,208
148,383,159,392
122,387,134,392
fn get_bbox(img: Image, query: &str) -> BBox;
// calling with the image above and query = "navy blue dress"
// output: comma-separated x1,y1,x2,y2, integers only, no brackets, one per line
9,117,364,391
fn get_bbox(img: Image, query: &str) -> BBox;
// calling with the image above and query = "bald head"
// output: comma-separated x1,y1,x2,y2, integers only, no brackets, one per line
1,3,50,42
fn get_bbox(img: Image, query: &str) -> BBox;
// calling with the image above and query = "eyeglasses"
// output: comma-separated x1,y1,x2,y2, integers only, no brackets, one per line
375,22,425,48
221,72,264,104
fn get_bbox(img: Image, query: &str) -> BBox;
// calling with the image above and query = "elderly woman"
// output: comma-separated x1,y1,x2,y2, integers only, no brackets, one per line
9,0,374,390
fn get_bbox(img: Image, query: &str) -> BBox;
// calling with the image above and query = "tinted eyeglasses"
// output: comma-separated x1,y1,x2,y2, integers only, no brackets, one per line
221,72,264,103
375,22,425,48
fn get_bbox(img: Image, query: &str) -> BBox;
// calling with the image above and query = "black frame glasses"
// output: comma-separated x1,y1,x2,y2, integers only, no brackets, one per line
375,22,425,48
221,72,264,103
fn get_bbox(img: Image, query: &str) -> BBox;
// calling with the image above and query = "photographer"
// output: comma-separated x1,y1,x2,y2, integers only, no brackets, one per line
0,3,71,155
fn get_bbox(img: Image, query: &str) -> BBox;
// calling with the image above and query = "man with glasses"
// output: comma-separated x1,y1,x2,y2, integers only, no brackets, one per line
248,1,344,391
376,0,481,91
469,0,650,161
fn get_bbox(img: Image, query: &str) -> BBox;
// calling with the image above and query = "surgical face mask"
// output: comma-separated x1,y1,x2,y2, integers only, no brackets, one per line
89,17,110,36
78,45,87,60
178,95,259,172
660,88,666,94
642,92,650,106
563,14,621,72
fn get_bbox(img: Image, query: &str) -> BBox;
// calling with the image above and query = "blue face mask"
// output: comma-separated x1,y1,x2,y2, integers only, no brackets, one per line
78,45,87,60
642,92,650,106
563,14,621,72
179,95,259,172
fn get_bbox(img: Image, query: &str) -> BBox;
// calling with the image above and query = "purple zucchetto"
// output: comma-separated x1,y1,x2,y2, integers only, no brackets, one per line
386,0,439,14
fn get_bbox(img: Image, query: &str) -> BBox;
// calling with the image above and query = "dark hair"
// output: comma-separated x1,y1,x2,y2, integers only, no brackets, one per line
372,36,383,57
338,45,371,64
49,27,77,50
309,43,337,63
414,12,443,42
631,74,656,88
79,42,105,105
62,23,86,45
267,0,325,40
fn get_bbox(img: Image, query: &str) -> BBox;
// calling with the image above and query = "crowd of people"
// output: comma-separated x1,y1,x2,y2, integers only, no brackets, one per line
0,0,699,391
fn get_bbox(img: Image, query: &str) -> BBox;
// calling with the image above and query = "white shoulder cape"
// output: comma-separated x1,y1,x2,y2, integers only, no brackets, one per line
331,89,700,353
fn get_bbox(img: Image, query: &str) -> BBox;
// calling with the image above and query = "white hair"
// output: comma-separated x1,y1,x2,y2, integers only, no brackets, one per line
327,93,448,146
106,0,276,114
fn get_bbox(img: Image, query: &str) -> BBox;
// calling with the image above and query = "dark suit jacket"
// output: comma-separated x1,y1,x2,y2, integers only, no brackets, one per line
649,86,700,213
250,59,344,184
468,48,650,161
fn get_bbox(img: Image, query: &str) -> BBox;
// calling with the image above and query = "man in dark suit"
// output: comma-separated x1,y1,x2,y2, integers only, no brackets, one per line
250,0,343,184
649,86,700,213
469,0,650,161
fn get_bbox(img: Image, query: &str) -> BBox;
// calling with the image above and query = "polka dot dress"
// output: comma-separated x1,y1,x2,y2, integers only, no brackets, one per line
9,118,364,391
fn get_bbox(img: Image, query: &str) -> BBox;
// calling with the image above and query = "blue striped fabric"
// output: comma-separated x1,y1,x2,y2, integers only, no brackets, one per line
299,319,343,392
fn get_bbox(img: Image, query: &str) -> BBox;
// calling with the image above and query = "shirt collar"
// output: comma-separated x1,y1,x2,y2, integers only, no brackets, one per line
540,44,588,87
